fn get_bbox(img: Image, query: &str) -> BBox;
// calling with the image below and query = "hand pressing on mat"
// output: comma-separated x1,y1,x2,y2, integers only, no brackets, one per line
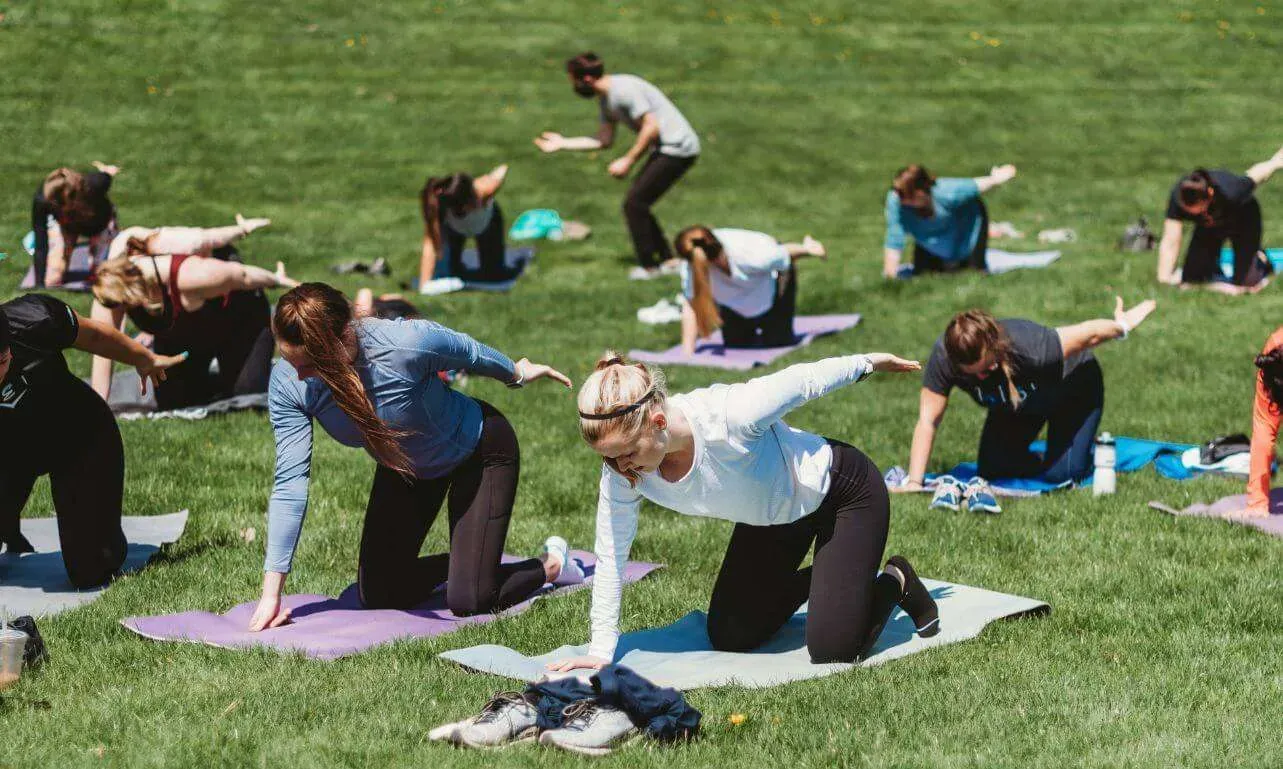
512,358,573,389
546,655,609,673
866,353,921,373
248,572,292,632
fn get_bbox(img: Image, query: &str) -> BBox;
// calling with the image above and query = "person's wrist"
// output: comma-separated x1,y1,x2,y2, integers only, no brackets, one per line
507,366,526,389
1116,318,1131,339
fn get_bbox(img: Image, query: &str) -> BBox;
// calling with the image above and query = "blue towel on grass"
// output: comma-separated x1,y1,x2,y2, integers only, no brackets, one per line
922,435,1197,495
1219,247,1283,279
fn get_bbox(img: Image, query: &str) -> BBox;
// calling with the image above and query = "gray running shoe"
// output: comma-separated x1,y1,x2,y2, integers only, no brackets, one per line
456,691,539,749
538,700,638,756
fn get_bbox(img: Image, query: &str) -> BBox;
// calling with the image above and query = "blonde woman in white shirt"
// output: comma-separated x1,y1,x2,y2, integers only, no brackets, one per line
674,226,827,355
547,351,939,672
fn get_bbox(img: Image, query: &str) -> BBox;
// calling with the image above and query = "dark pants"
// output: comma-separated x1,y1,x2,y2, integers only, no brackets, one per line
1182,199,1268,286
440,202,520,283
977,358,1105,484
914,200,990,273
0,376,126,588
623,153,697,269
356,402,546,614
719,266,798,349
152,290,274,410
705,443,897,663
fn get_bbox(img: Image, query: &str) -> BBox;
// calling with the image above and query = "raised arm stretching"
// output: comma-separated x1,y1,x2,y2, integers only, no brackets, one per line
1246,145,1283,186
1056,297,1156,359
535,121,616,153
974,164,1018,194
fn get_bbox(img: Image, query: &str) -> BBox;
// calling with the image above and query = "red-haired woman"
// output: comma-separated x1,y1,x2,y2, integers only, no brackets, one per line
1233,327,1283,519
896,299,1156,503
249,283,576,631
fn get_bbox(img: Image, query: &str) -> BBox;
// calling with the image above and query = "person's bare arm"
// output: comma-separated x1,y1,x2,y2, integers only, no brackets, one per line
680,300,699,356
608,114,659,177
1157,218,1184,284
883,247,904,279
473,164,510,200
1246,145,1283,186
1057,297,1156,359
177,257,298,299
534,123,612,153
899,388,950,491
974,164,1017,194
89,301,126,399
354,288,375,319
419,236,439,287
91,161,121,176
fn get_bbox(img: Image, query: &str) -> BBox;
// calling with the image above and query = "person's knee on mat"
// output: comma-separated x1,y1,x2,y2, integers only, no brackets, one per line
446,588,496,617
706,614,770,653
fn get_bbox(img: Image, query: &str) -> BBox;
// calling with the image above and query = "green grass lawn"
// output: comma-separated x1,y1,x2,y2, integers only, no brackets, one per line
3,0,1283,766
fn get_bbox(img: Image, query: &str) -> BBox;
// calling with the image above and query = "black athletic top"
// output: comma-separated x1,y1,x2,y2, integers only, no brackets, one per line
31,171,116,265
0,294,80,418
1166,169,1257,229
923,318,1093,416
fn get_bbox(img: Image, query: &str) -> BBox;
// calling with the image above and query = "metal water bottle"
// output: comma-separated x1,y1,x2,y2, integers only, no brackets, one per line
1093,432,1116,496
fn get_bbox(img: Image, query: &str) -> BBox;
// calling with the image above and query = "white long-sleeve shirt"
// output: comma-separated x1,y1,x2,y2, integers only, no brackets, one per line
586,354,874,660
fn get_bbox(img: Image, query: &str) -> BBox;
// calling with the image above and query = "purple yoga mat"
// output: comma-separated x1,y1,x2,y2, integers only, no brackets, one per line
121,552,662,660
1152,489,1283,538
630,314,861,371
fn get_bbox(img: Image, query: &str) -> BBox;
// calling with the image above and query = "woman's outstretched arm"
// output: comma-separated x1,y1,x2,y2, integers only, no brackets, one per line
1246,145,1283,186
1056,297,1156,359
974,164,1017,194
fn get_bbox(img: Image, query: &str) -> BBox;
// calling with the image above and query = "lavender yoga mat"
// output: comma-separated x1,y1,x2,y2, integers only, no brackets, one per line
121,552,661,660
1150,488,1283,538
630,314,862,371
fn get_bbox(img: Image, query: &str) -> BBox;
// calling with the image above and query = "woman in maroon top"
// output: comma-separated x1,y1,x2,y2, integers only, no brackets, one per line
88,252,299,409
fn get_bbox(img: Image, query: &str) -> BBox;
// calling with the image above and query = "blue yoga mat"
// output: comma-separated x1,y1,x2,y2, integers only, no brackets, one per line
1219,247,1283,278
922,435,1197,495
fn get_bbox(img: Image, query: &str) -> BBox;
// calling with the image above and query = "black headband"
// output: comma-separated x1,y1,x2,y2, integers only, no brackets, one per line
579,389,656,421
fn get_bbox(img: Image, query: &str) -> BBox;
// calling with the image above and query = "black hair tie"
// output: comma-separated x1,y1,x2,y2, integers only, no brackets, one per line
579,389,656,421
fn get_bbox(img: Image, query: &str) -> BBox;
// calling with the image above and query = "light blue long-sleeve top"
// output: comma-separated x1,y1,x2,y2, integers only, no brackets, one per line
264,317,517,573
883,177,984,262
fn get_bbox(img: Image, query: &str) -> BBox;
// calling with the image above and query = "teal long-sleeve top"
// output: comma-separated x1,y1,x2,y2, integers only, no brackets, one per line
884,177,984,262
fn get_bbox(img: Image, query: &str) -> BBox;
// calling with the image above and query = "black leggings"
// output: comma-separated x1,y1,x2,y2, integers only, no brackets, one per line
706,443,897,663
356,402,546,614
442,202,519,283
623,153,697,269
720,265,798,349
152,290,274,410
1182,199,1268,286
0,376,126,588
914,199,990,273
977,358,1105,484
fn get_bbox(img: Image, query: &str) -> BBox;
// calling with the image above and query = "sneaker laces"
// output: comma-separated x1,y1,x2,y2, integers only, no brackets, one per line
560,699,603,728
473,691,528,724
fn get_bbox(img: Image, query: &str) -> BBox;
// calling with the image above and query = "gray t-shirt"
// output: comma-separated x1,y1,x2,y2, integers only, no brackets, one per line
922,318,1092,415
600,74,700,158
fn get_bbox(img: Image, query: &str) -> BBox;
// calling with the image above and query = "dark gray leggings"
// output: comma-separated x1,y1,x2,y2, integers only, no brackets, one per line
356,401,546,615
705,443,897,663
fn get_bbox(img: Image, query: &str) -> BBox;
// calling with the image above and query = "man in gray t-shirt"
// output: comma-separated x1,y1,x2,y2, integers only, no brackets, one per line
535,52,700,279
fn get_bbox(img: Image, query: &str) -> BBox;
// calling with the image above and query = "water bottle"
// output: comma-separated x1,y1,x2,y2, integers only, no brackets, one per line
1093,432,1116,496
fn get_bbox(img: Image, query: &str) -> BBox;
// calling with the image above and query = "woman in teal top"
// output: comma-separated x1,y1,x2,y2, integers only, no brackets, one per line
882,163,1018,278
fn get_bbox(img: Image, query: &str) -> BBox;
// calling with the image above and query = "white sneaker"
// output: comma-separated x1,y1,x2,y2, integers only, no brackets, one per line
538,701,638,756
543,535,585,586
627,266,661,281
636,298,682,325
427,719,468,744
456,691,539,749
657,258,683,275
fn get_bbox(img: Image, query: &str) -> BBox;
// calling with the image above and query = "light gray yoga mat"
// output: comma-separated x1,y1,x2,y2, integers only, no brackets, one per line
440,578,1049,689
0,511,188,618
986,248,1061,274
